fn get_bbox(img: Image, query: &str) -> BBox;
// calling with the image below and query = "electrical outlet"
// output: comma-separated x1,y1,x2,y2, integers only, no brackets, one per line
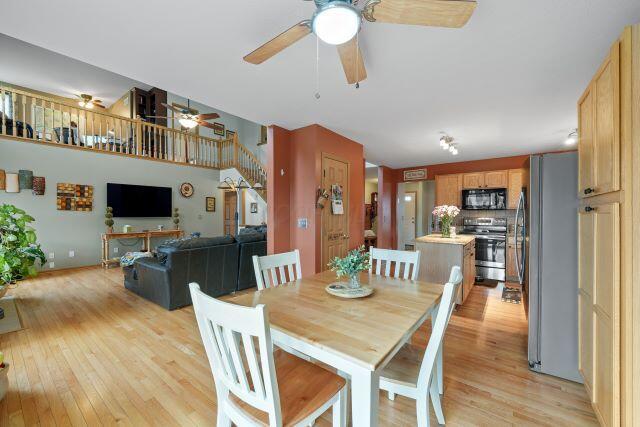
49,262,55,269
68,250,75,258
113,247,119,254
48,252,55,260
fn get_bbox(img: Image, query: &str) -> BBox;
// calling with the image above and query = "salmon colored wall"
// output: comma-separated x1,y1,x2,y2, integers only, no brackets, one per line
268,124,365,277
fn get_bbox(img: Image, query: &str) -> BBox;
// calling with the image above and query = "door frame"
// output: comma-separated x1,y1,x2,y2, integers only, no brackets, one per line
402,190,418,249
321,152,350,270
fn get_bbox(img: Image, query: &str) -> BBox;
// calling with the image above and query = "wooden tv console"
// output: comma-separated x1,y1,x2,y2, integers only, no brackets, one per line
101,229,184,268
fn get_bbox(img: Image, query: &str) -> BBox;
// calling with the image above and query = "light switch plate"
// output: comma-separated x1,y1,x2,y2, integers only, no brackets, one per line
297,218,308,229
49,262,55,269
48,252,55,260
114,247,119,254
68,250,75,258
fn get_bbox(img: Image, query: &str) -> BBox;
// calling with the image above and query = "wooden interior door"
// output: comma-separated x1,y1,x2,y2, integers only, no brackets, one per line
322,155,350,269
224,191,237,236
593,42,620,197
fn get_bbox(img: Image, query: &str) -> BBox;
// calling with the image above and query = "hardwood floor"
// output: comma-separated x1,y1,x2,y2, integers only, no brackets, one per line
0,268,596,426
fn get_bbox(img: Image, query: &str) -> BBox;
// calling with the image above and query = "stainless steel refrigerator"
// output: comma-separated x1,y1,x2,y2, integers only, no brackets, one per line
519,152,581,382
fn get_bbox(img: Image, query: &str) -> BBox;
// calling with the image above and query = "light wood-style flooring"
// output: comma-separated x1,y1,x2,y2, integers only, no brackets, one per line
0,268,597,426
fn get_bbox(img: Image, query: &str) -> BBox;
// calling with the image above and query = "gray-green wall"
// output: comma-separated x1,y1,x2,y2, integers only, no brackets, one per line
1,138,224,270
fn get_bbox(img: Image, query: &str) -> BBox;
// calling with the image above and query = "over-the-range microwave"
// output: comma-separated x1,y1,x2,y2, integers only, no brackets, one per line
462,188,507,210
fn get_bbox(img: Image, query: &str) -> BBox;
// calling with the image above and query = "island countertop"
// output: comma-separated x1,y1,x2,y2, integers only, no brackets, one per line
415,234,475,245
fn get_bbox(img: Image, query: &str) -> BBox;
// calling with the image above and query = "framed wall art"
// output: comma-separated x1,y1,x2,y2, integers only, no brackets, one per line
206,197,216,212
213,122,225,137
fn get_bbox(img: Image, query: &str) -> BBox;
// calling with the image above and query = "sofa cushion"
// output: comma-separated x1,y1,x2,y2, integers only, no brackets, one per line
235,232,265,244
160,235,235,251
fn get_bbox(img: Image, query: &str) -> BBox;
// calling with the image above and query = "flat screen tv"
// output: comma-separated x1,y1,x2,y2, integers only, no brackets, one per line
107,183,172,218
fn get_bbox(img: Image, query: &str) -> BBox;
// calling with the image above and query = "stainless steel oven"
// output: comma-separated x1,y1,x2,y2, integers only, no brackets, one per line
462,188,507,210
461,218,507,281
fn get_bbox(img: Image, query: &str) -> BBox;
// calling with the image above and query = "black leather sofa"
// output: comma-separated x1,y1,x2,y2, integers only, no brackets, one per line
124,232,266,310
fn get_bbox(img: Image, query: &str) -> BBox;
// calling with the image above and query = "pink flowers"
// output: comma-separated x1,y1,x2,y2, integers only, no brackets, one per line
432,205,460,219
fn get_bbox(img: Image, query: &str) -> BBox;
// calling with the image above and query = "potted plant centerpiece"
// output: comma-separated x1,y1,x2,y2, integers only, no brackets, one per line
432,205,460,238
0,204,47,296
328,245,371,289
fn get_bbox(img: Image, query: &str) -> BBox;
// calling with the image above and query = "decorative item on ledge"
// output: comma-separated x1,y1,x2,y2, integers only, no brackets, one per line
316,188,330,209
18,170,33,190
0,170,5,190
432,205,460,238
327,245,372,298
104,206,114,233
173,208,180,229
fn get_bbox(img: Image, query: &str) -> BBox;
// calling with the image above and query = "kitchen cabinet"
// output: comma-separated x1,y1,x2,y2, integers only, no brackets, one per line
435,173,462,207
462,170,508,189
506,240,518,279
578,40,620,198
415,235,475,305
507,169,524,209
576,24,640,427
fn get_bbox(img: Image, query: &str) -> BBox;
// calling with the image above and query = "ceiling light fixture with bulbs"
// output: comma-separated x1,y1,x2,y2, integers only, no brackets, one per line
312,0,361,45
439,134,459,156
565,128,578,145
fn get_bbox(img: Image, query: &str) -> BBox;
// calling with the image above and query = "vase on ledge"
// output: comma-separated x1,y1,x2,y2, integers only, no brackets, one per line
347,274,361,289
441,222,452,238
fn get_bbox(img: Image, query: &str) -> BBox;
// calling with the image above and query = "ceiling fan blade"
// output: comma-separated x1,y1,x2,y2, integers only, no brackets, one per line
196,112,220,121
161,103,187,114
197,121,216,130
145,116,171,119
337,37,367,85
244,20,311,64
364,0,476,28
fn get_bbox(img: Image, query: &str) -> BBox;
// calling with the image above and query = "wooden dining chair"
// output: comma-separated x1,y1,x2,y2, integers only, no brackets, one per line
378,268,461,427
253,250,302,290
189,283,347,427
369,247,421,280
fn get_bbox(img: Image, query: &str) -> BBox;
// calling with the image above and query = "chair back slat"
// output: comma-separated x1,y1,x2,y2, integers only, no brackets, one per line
253,250,302,290
369,247,421,280
417,266,462,386
189,283,281,419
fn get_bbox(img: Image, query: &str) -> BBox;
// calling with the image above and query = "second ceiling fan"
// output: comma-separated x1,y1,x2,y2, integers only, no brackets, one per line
146,102,220,130
244,0,477,85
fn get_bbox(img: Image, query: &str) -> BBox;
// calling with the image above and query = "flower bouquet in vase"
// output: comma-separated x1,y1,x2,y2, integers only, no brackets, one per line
432,205,460,238
328,245,371,289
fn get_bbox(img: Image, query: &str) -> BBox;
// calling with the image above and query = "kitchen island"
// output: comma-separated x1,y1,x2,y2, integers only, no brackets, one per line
415,234,476,304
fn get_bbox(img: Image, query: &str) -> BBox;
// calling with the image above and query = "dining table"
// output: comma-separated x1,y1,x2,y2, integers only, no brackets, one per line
226,269,444,427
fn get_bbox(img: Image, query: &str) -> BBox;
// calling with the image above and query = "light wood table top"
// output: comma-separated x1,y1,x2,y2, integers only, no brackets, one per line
227,270,444,371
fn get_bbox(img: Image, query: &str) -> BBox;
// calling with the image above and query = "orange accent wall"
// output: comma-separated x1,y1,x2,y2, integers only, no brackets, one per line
267,124,365,277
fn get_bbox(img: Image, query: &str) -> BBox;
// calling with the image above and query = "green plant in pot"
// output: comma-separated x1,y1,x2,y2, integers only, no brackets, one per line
0,204,46,292
105,206,114,233
173,208,180,230
328,245,371,289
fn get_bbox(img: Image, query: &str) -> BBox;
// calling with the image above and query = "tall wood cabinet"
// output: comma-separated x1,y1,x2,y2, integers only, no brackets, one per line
435,174,462,207
577,24,640,427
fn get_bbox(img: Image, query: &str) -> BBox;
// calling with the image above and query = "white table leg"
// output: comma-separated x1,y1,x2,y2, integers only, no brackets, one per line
350,368,379,427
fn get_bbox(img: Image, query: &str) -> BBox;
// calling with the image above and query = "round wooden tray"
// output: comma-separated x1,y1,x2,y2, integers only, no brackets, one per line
325,283,374,299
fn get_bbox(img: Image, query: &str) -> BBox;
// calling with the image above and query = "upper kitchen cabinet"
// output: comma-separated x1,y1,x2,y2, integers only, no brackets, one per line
507,169,524,209
462,170,508,189
578,41,620,198
435,174,462,207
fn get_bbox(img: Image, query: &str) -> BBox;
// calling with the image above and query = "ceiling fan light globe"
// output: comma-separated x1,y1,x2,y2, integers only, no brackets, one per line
312,2,360,45
179,117,198,129
441,143,450,150
85,102,94,109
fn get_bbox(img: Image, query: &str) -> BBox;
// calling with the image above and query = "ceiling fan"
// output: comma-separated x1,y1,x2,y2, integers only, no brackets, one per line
243,0,477,85
77,94,104,109
146,101,220,129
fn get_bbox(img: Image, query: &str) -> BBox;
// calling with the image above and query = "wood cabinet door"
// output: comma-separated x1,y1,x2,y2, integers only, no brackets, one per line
435,174,462,207
579,202,620,426
578,86,595,197
484,170,508,188
593,42,620,197
506,242,517,278
462,245,475,303
462,172,484,189
507,169,524,209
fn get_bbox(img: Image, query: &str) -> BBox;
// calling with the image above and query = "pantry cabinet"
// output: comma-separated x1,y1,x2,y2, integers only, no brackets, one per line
435,174,462,207
578,40,620,198
577,24,639,427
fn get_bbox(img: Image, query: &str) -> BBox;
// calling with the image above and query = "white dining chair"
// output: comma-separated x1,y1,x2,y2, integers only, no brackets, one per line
189,283,347,427
435,266,463,396
369,247,421,280
378,267,461,427
253,250,302,290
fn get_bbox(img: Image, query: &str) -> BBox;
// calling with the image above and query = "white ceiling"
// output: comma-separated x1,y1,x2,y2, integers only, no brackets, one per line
1,0,639,168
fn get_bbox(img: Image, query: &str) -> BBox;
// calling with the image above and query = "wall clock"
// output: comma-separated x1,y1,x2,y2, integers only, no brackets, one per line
180,182,194,198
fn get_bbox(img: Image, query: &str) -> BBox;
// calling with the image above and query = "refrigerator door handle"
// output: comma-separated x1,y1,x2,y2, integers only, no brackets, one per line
520,193,527,285
514,191,523,282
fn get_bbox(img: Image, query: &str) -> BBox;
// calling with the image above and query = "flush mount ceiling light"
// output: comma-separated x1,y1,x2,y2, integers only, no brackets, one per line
312,0,360,45
565,128,578,145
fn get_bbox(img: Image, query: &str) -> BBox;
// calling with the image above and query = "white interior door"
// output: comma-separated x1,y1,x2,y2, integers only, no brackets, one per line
403,191,417,248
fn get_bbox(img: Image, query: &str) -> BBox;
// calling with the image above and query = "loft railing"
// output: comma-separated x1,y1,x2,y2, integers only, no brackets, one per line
0,85,266,187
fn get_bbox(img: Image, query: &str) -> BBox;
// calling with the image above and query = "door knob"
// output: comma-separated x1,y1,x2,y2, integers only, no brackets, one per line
584,188,595,195
585,206,596,213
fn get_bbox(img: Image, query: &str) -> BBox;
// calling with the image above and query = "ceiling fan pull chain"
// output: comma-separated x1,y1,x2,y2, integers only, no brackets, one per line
315,35,321,99
355,31,360,89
